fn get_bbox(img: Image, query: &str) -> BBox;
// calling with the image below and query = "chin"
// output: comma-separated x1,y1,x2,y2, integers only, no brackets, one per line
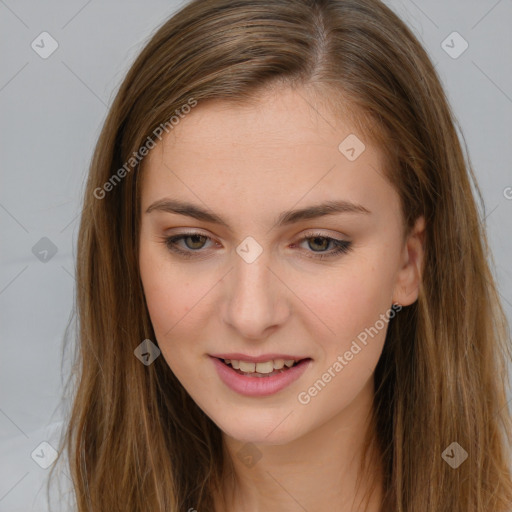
214,410,306,446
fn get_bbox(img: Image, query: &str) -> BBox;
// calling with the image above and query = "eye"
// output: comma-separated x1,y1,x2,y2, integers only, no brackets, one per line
162,232,213,258
294,232,352,260
160,231,352,260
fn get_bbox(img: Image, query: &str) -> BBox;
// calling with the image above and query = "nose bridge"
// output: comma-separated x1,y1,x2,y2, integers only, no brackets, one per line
223,240,286,339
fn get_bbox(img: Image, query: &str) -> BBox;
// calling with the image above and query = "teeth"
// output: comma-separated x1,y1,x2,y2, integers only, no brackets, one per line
238,361,256,372
255,361,274,374
223,358,301,373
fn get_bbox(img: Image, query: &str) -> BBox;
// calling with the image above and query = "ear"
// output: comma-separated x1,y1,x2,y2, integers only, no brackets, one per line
392,216,425,306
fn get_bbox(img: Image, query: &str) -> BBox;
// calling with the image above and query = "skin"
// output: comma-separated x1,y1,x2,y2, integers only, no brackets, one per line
138,85,425,511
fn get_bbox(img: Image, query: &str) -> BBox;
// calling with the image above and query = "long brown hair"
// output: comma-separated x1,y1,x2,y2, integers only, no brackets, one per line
47,0,512,510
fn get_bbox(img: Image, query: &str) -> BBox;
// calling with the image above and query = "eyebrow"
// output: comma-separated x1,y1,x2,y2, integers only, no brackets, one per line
145,198,371,227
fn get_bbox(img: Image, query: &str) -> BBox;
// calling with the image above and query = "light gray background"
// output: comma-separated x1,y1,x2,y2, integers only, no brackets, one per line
1,1,511,510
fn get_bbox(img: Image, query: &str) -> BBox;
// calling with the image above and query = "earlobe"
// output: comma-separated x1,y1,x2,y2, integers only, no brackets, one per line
392,216,426,306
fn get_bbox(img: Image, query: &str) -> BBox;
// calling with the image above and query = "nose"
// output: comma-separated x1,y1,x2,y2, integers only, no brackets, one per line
222,248,290,340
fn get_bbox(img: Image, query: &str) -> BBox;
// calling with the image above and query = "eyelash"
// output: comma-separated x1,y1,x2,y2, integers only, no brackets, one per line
161,231,352,260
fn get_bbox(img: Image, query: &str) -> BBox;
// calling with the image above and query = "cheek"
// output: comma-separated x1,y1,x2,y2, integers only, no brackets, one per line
138,243,219,389
139,264,198,387
139,244,192,347
294,274,392,426
295,250,397,393
296,251,397,348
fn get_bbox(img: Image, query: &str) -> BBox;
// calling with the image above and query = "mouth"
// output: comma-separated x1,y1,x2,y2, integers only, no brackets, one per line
219,357,308,378
209,353,313,397
210,355,312,396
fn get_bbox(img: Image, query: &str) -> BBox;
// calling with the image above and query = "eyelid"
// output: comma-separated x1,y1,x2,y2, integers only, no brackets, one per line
300,228,350,239
163,228,348,241
161,229,352,260
292,231,352,260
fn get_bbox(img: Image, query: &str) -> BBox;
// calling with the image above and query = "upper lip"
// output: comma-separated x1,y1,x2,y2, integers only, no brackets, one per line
210,353,310,363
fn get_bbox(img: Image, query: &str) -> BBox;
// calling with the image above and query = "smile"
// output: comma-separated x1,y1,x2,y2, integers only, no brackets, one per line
210,356,312,396
223,358,300,376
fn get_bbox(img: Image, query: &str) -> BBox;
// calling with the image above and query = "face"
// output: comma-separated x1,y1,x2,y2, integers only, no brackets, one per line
138,86,423,445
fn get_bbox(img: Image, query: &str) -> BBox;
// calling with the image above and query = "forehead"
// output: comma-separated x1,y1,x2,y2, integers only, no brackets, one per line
140,87,397,226
154,86,370,152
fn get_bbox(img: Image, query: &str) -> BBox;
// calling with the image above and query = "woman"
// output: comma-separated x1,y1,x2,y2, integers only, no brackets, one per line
49,0,512,510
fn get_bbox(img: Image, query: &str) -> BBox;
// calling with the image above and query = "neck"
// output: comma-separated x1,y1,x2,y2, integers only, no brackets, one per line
214,377,384,512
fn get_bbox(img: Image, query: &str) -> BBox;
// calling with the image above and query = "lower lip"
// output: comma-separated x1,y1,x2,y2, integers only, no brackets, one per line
210,356,312,397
